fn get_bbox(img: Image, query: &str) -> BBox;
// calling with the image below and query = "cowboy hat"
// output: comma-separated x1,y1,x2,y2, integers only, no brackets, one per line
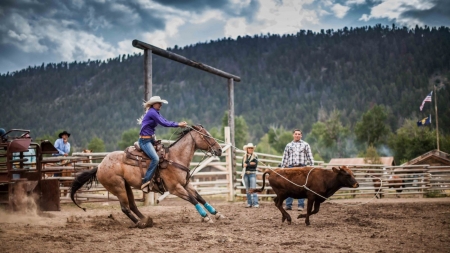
143,96,168,108
58,131,71,138
243,143,256,151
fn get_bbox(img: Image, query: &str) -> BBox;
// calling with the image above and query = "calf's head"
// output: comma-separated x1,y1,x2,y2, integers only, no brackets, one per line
332,166,359,188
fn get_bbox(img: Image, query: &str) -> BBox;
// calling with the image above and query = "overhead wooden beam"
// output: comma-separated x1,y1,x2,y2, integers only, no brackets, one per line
132,40,241,82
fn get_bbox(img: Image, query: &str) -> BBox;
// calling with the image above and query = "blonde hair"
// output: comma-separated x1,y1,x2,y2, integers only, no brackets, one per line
137,101,149,125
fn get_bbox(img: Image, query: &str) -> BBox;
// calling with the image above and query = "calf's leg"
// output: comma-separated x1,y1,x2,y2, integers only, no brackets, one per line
274,195,292,224
298,200,320,219
303,197,314,226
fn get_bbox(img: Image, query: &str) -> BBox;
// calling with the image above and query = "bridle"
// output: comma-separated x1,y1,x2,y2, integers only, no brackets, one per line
189,125,220,156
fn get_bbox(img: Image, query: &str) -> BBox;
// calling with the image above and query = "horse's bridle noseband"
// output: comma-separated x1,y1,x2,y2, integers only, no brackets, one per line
191,125,220,156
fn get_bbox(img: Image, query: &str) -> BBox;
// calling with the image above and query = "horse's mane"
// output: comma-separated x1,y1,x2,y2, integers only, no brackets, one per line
168,127,195,148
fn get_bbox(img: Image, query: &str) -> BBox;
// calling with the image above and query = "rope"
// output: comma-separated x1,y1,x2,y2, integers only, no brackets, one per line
263,164,384,206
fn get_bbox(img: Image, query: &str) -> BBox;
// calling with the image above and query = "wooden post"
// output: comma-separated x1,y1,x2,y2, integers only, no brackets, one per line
143,49,154,206
224,127,235,201
144,49,152,100
227,78,236,199
434,85,439,151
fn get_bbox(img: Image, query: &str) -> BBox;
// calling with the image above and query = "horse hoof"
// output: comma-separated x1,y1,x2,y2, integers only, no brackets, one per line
287,220,292,225
202,216,214,223
215,212,226,220
136,216,153,229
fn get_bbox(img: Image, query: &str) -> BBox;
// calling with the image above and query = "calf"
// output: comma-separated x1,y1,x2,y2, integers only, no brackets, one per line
373,175,403,198
250,166,359,226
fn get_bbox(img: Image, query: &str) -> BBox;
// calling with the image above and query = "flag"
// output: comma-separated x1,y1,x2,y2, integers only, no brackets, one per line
419,91,432,111
417,115,431,127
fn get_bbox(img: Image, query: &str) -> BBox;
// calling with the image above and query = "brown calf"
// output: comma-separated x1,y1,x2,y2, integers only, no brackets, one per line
250,166,359,226
373,175,403,198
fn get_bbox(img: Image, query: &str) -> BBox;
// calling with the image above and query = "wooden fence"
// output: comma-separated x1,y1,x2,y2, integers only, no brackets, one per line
49,126,449,205
235,163,450,199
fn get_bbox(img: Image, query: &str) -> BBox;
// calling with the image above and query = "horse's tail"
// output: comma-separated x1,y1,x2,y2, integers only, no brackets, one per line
70,167,98,212
248,171,270,193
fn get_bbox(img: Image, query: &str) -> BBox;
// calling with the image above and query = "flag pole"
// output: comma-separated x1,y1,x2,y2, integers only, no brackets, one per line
434,85,440,151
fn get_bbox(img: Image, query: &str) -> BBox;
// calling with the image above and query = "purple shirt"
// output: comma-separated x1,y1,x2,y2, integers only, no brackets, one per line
139,108,178,136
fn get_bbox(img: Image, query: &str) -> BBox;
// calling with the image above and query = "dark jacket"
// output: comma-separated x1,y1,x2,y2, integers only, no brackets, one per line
242,153,258,172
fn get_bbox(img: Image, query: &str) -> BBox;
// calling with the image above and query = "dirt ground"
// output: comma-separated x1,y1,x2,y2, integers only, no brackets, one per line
1,197,449,253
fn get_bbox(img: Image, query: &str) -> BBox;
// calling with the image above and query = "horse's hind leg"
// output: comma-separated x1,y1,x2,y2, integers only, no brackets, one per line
124,181,145,219
108,180,150,229
186,184,226,220
116,191,139,224
171,184,212,223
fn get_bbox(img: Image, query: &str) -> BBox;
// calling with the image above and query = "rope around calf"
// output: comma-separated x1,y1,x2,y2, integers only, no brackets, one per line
186,125,384,206
262,165,384,206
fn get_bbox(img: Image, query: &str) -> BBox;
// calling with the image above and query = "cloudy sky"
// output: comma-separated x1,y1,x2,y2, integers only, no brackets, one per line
1,0,449,74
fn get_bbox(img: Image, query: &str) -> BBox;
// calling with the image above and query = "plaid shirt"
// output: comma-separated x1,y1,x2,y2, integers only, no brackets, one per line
281,140,314,167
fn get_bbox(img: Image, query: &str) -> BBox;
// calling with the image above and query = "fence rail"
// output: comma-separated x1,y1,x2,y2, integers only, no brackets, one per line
42,127,450,205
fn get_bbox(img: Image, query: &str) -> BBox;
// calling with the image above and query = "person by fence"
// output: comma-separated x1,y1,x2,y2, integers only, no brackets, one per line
241,143,259,208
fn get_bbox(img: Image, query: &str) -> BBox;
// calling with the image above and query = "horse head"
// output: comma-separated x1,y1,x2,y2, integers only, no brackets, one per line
190,125,222,156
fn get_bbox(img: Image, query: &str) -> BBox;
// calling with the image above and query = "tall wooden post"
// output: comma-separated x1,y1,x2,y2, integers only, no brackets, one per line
143,49,154,205
434,85,439,151
227,78,236,199
224,127,235,201
144,49,152,100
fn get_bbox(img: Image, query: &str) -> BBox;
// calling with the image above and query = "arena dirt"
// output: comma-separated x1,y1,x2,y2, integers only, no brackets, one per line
1,198,449,253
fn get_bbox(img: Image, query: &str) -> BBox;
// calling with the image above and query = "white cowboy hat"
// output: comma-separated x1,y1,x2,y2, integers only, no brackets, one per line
243,143,256,151
143,96,168,108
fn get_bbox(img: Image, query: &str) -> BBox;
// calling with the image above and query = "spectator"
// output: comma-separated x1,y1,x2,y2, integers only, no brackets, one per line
242,143,259,208
54,131,71,157
53,130,71,177
280,129,314,211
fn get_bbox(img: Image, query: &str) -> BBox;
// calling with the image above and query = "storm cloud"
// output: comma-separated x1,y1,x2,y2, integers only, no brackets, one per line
0,0,448,74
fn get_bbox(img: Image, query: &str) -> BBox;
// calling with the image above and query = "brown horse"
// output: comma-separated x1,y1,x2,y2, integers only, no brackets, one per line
70,125,224,228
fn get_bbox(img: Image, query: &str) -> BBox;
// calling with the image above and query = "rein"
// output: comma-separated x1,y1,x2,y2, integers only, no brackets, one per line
163,125,219,185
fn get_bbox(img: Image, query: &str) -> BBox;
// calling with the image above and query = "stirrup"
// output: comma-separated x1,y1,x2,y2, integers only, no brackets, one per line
141,181,152,193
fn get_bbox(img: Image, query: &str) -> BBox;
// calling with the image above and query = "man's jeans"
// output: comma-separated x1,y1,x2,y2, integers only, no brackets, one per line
244,172,259,206
285,164,305,209
139,138,159,184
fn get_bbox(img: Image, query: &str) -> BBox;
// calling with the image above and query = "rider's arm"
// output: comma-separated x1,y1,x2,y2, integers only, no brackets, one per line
151,110,179,128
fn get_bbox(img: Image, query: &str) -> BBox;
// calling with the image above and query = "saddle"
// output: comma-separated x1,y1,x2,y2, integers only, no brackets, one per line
123,140,168,194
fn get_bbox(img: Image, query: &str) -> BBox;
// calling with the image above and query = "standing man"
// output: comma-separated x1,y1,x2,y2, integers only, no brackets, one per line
280,129,314,211
54,130,71,157
53,130,71,178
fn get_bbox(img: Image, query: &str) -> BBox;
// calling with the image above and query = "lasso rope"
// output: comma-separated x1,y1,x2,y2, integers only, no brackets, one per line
185,125,384,206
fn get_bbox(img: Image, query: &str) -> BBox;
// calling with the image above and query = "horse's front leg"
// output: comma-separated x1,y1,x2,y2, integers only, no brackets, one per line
186,183,226,220
170,184,213,223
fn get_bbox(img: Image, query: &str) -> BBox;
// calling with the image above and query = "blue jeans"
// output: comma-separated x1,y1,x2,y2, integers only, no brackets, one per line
286,197,304,209
139,138,159,184
244,172,259,206
285,164,305,208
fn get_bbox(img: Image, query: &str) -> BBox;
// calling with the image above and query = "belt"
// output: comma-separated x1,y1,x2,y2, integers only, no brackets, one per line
139,135,154,139
245,171,256,174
